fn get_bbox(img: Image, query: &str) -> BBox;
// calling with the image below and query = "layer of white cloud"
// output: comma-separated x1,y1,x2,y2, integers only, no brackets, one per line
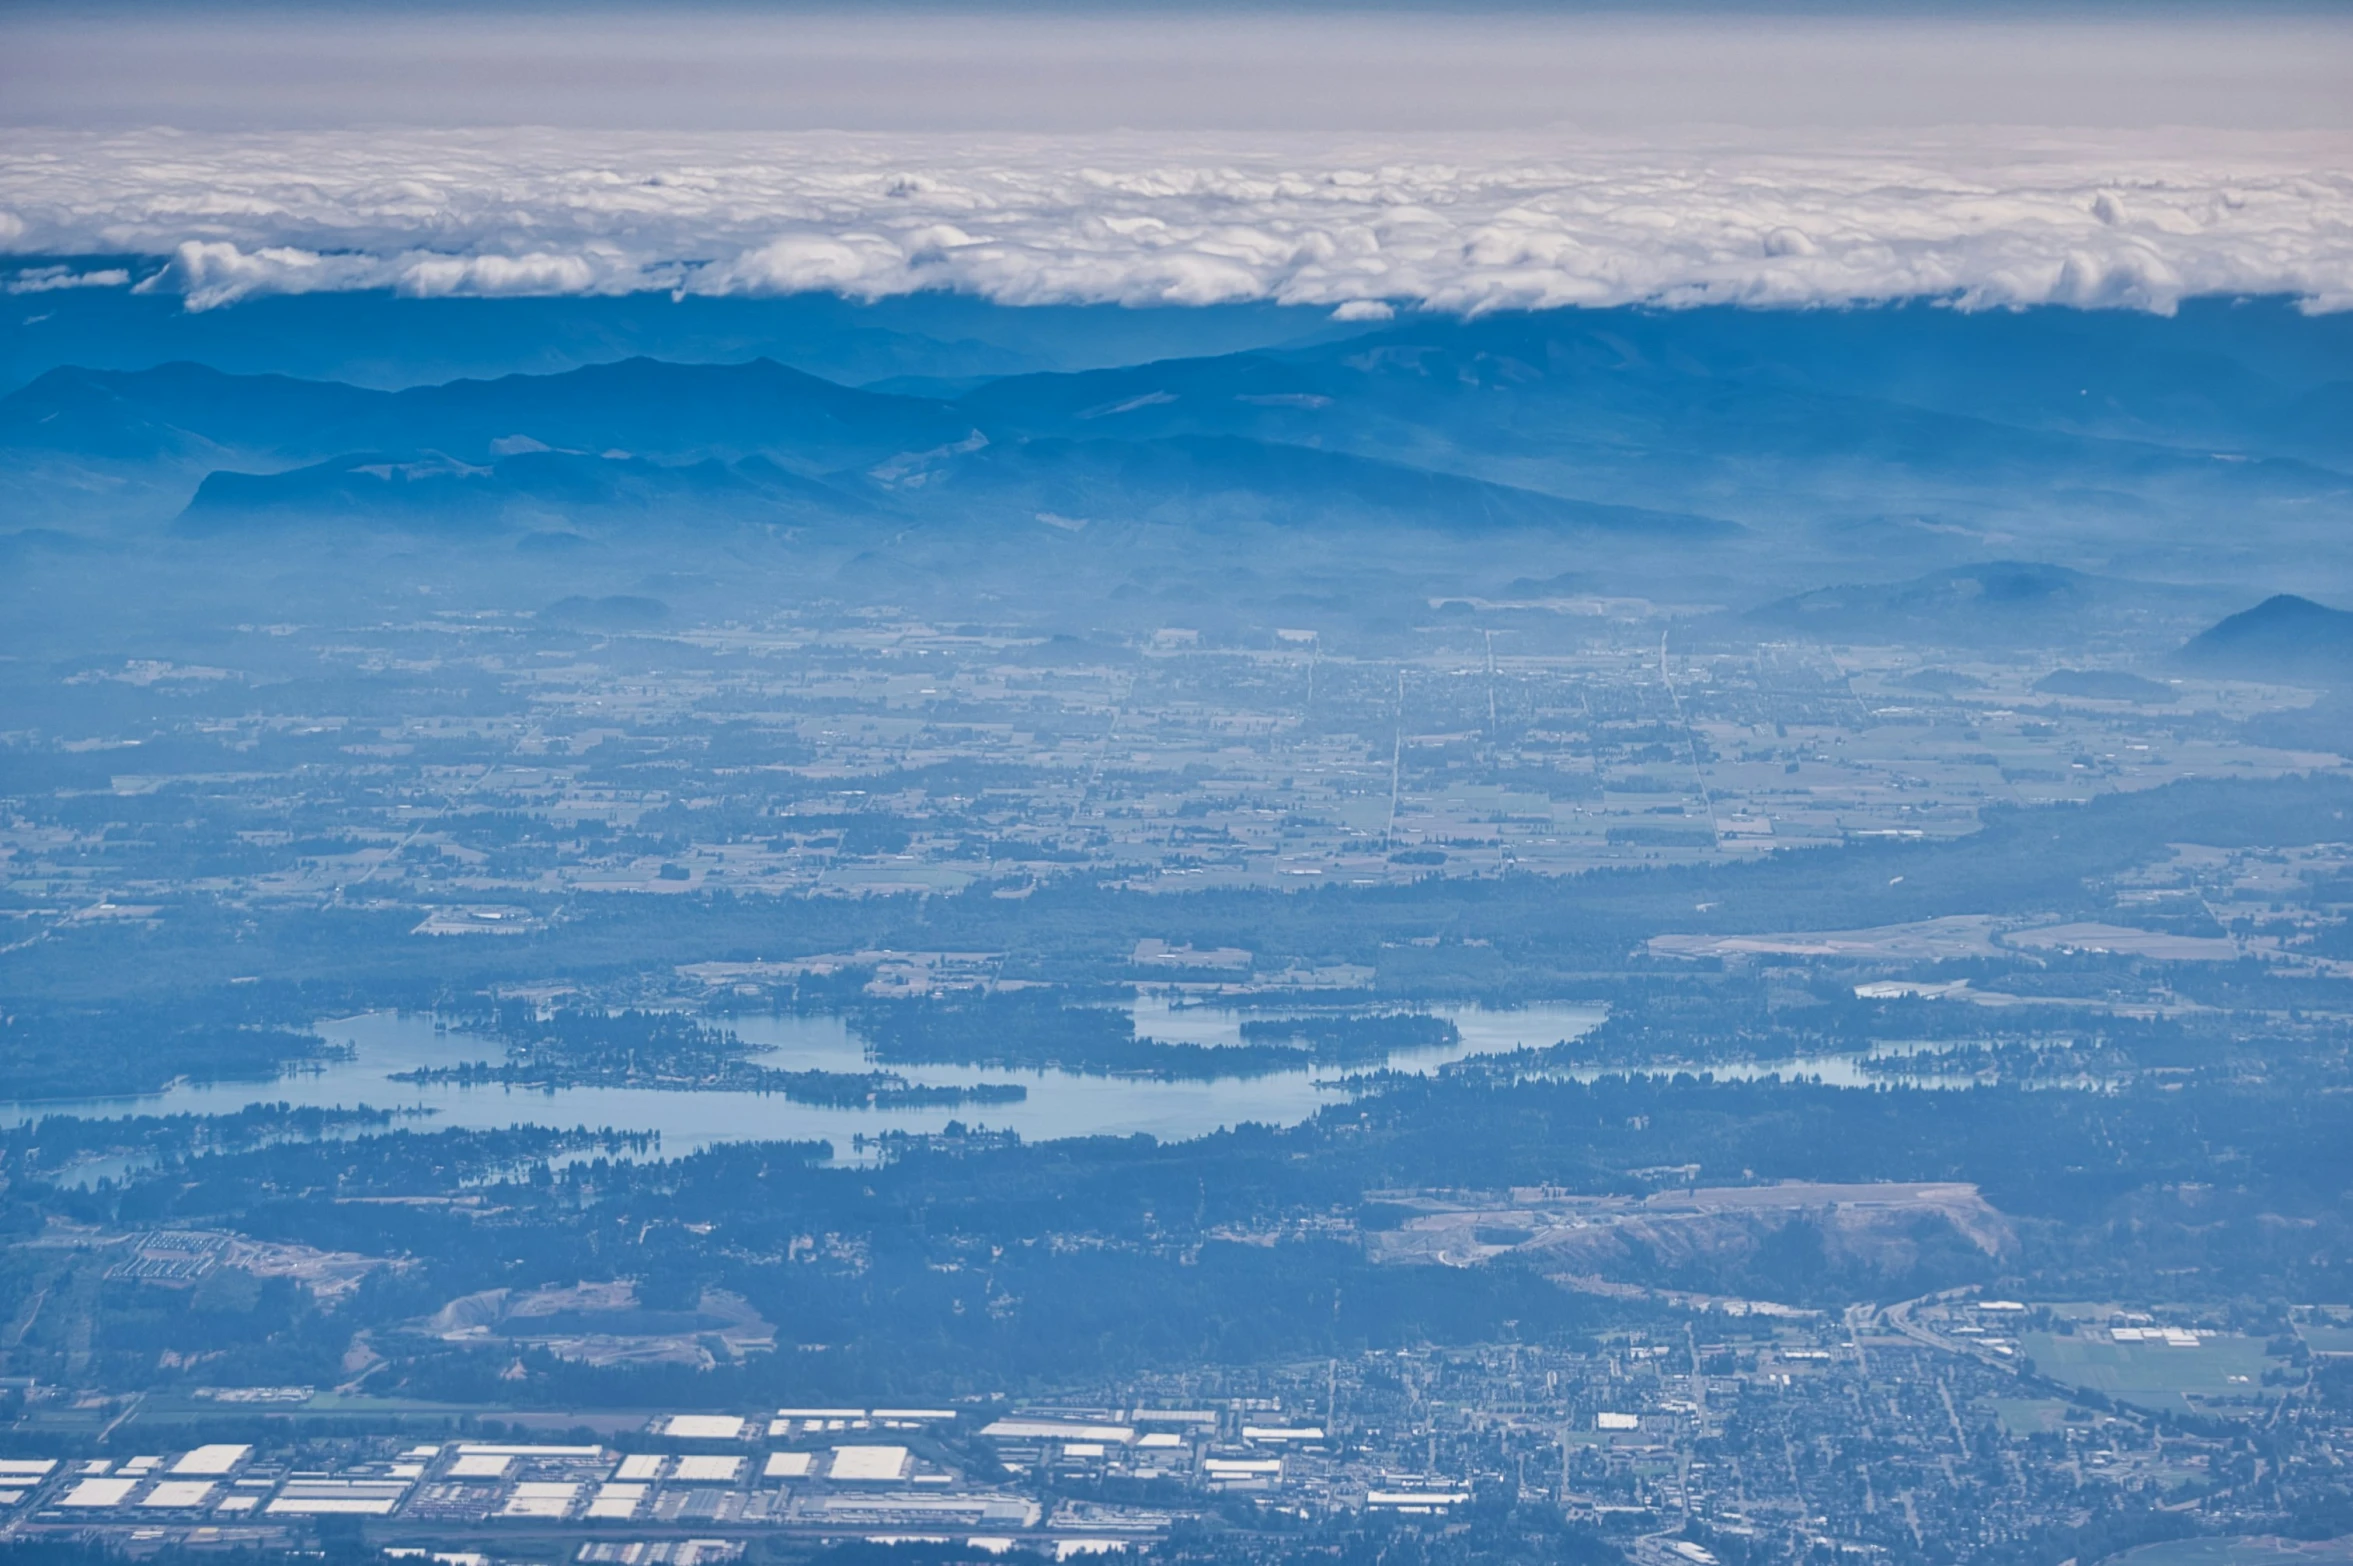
1,126,2347,314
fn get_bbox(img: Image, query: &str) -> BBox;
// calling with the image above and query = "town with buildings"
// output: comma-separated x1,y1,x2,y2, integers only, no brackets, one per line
3,1298,2348,1564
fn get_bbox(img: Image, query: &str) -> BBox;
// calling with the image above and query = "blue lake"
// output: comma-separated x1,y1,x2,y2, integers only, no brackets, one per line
1,998,1614,1162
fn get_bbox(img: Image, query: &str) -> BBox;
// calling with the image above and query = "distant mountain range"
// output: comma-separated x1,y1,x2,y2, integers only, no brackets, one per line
1741,562,2140,646
2,304,2347,573
1732,571,2353,691
0,347,1735,542
175,448,877,535
0,356,966,470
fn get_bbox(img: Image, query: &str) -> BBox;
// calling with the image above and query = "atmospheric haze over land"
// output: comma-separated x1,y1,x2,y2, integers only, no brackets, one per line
4,7,2353,1564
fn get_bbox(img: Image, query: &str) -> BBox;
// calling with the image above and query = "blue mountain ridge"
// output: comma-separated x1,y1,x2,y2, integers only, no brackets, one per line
0,356,966,469
2177,594,2353,685
4,304,2348,547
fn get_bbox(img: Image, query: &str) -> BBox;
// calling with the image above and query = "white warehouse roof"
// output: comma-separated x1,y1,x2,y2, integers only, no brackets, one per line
672,1455,743,1483
979,1420,1135,1444
829,1445,910,1481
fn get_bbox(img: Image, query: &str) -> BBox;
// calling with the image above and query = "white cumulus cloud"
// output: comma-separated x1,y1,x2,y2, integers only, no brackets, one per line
2,126,2347,315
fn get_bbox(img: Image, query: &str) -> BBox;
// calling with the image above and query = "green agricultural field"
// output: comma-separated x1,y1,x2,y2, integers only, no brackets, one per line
1992,1397,2073,1437
2020,1332,2280,1415
2299,1323,2353,1355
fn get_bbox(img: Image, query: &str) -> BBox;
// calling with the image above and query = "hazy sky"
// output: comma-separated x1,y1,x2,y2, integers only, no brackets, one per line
6,4,2350,134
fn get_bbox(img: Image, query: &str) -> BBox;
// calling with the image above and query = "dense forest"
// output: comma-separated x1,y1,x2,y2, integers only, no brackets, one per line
7,1029,2349,1405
